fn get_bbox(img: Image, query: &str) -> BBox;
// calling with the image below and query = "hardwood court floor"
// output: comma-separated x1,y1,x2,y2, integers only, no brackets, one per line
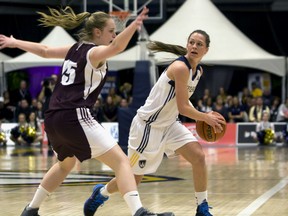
0,144,288,216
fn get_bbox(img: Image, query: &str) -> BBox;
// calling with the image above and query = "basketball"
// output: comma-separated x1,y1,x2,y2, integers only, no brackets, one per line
196,112,226,142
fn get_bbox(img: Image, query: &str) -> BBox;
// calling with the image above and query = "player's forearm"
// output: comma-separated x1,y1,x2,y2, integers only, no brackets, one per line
13,39,50,58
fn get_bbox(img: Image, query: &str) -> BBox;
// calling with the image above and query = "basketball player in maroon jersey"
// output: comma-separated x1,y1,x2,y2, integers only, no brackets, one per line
0,6,174,216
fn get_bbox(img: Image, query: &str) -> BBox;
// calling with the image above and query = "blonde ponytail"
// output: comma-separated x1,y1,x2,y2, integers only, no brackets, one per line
37,6,90,30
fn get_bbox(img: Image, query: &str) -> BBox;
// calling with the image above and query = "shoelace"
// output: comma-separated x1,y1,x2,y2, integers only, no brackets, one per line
88,195,105,211
198,203,213,216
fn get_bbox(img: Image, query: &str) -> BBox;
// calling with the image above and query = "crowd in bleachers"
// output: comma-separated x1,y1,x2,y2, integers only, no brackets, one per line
190,84,287,124
0,76,288,146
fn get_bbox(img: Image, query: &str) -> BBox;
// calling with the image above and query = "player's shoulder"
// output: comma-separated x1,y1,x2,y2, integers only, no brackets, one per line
169,59,190,72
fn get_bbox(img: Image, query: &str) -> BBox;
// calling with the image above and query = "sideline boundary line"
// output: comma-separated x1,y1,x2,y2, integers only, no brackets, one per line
236,177,288,215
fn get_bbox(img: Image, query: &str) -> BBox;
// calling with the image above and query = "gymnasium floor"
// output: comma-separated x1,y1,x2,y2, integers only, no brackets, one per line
0,143,288,216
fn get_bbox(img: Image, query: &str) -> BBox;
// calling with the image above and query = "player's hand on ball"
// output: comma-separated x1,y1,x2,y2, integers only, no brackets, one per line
206,111,225,133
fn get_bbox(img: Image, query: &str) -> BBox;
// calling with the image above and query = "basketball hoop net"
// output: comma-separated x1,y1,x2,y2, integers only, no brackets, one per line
109,11,131,33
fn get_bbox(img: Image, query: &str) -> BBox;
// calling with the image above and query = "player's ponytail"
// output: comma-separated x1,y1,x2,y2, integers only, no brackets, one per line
37,6,90,30
147,41,187,56
37,6,111,42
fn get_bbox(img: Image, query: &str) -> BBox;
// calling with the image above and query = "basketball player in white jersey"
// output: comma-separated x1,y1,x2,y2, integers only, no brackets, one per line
91,30,225,216
0,6,174,216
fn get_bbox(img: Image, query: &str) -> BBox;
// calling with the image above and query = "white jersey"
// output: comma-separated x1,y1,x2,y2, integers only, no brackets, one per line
137,56,202,127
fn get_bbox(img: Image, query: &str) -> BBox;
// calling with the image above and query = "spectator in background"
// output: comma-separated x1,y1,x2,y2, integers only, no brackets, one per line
228,96,245,123
212,95,229,122
0,96,14,123
202,88,211,105
90,98,104,123
108,87,122,106
103,95,118,122
253,111,275,145
119,98,129,108
119,82,132,101
240,87,252,108
200,96,213,113
35,101,44,120
224,95,233,109
251,81,263,98
30,98,38,113
195,99,204,112
276,98,288,122
3,90,15,121
14,98,32,122
270,97,280,122
249,96,270,122
38,75,56,114
27,111,43,145
50,74,58,92
218,86,227,103
10,113,29,146
0,120,7,147
13,80,32,106
262,89,273,107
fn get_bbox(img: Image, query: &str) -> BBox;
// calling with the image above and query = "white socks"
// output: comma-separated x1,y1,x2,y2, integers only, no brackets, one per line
28,185,51,209
195,191,208,205
123,191,142,215
100,184,111,197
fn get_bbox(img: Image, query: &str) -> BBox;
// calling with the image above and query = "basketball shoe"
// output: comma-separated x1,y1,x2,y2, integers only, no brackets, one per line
134,207,175,216
83,184,109,216
20,205,39,216
195,200,213,216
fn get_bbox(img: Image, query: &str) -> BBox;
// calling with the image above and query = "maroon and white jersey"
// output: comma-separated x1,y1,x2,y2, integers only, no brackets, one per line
48,42,107,111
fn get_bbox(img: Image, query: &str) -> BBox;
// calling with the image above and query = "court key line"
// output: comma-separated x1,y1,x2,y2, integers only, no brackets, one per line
236,176,288,216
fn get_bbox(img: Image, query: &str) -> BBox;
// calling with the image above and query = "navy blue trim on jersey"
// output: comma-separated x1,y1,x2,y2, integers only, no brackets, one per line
144,84,175,126
136,124,151,153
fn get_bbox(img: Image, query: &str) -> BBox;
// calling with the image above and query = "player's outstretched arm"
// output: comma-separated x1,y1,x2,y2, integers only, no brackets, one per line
0,34,70,59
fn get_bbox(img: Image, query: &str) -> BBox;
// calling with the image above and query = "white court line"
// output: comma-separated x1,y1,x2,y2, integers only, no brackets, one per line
236,176,288,216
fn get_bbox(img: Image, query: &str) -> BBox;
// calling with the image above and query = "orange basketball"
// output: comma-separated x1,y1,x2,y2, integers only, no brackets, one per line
196,112,226,142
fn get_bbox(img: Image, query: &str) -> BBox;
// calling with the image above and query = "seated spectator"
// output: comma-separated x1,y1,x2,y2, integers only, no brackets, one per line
276,97,288,122
199,96,213,113
217,86,227,103
262,89,273,107
119,98,129,108
10,113,29,146
212,95,229,122
224,95,233,108
119,82,132,101
270,97,280,122
202,88,211,106
108,87,122,106
195,99,204,112
249,97,270,122
30,98,38,113
0,96,14,123
240,87,252,106
12,80,32,106
228,96,245,123
103,95,118,122
0,120,7,147
35,101,44,120
2,90,15,122
253,111,275,145
91,98,104,123
14,99,32,122
27,111,43,145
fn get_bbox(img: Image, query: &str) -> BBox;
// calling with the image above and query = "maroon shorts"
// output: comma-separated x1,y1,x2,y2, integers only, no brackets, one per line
44,108,116,162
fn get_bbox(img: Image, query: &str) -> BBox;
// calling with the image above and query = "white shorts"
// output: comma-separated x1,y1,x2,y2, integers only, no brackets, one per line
128,115,197,175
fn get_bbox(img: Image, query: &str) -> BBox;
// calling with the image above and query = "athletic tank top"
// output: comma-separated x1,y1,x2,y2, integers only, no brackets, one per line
137,56,201,127
48,42,107,111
